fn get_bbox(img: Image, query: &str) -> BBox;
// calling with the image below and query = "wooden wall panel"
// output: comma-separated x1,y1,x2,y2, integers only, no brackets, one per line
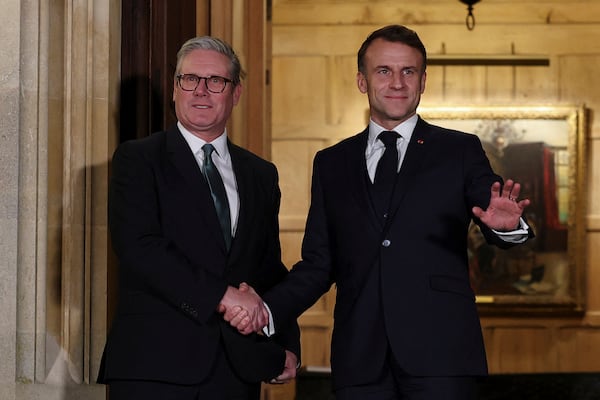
273,26,372,57
261,382,297,400
586,232,600,310
425,65,540,104
273,140,325,225
515,65,558,101
485,66,514,102
484,326,556,372
272,56,329,129
273,1,600,25
328,55,369,129
280,231,303,268
589,140,600,225
559,55,600,117
298,326,332,367
557,327,600,370
421,65,444,102
273,25,600,57
443,66,488,103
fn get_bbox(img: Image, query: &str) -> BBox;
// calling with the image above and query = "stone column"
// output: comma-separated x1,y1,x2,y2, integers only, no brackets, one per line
0,0,21,396
1,0,120,399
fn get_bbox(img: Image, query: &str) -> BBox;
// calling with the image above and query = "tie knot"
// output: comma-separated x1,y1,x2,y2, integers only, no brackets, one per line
202,143,215,157
378,131,399,148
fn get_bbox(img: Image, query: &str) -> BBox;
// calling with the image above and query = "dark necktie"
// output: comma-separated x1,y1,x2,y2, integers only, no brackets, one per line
202,144,232,250
371,130,399,218
374,130,399,186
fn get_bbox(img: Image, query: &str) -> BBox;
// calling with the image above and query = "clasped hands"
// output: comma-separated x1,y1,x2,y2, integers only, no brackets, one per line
218,283,298,384
217,282,268,335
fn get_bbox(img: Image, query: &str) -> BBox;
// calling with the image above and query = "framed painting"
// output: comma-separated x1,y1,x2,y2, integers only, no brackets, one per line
419,105,588,315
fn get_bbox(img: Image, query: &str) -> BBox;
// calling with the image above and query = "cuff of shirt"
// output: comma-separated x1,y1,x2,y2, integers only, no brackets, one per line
262,302,276,337
492,217,530,243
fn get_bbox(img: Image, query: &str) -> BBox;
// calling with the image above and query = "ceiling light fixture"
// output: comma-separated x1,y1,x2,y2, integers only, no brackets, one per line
459,0,481,30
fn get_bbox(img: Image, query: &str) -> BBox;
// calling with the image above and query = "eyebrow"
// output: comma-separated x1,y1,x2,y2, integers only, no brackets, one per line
374,64,418,71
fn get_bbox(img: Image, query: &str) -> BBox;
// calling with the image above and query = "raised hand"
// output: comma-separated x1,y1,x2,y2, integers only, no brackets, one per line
218,282,269,335
472,179,531,231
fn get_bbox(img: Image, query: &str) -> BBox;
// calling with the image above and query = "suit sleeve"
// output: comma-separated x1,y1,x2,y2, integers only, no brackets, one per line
258,165,301,358
109,140,227,323
463,134,534,249
264,153,335,331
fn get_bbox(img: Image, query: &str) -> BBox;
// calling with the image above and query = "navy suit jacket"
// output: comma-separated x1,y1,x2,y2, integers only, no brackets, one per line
98,126,300,385
264,117,531,389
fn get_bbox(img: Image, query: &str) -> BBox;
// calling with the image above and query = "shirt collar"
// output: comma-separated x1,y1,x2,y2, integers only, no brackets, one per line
177,121,230,160
367,114,419,147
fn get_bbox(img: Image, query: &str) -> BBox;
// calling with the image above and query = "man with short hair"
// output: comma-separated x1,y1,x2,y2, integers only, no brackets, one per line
226,25,533,400
98,36,299,400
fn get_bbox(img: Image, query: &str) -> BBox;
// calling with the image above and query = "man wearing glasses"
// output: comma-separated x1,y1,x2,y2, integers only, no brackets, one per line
97,36,300,400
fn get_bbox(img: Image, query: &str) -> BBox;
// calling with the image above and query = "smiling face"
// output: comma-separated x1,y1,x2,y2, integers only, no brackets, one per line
357,38,426,130
173,48,242,141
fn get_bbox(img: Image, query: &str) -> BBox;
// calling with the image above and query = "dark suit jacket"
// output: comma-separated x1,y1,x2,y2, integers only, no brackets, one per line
264,117,532,390
98,126,300,385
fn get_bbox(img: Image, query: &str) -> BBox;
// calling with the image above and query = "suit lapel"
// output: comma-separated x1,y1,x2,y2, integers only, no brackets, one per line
227,143,250,262
165,126,229,253
344,129,383,231
385,117,430,227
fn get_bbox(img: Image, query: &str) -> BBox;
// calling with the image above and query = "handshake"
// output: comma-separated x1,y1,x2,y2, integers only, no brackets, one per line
218,283,299,384
217,282,270,335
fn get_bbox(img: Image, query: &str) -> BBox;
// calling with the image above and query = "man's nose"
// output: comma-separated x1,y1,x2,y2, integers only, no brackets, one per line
193,79,209,95
390,73,405,88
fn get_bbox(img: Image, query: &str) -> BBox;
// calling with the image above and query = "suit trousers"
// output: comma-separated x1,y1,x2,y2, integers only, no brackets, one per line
335,349,477,400
106,346,261,400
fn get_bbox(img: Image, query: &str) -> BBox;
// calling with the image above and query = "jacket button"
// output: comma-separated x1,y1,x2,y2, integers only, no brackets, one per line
382,239,391,247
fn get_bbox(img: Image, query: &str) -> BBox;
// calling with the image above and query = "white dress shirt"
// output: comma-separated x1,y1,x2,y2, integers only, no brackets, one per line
365,114,418,183
178,122,240,237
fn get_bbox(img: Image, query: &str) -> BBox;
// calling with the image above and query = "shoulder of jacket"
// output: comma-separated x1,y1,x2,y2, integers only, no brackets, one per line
229,142,277,174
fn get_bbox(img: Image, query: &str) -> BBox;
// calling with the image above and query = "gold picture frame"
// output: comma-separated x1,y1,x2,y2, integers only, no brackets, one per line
419,105,588,315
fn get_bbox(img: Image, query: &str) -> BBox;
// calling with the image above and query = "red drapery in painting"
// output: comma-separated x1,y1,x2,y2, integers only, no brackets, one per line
543,147,561,230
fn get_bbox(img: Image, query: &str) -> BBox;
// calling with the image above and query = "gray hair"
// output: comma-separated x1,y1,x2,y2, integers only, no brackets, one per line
174,36,244,86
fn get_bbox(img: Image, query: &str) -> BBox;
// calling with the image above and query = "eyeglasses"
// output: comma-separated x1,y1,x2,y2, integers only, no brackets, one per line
176,74,233,93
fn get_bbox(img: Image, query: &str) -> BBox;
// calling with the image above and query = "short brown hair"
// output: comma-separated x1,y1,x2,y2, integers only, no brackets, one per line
357,25,427,74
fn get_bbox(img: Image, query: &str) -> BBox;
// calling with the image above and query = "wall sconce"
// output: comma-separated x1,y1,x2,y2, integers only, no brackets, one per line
459,0,481,30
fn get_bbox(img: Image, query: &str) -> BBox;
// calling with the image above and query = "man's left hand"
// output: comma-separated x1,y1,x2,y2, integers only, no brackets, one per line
472,179,531,231
269,350,299,384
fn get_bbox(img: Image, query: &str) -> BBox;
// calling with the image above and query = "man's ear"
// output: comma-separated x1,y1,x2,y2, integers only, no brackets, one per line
356,72,368,94
232,83,243,106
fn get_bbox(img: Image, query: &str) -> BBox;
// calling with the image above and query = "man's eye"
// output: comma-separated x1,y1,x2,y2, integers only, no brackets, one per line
185,75,199,82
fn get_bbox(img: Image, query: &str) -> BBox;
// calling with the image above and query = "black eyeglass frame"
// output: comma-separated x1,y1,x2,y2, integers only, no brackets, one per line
176,74,233,94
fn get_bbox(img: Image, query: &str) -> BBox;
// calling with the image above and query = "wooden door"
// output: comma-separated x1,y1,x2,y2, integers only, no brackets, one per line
119,0,196,142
